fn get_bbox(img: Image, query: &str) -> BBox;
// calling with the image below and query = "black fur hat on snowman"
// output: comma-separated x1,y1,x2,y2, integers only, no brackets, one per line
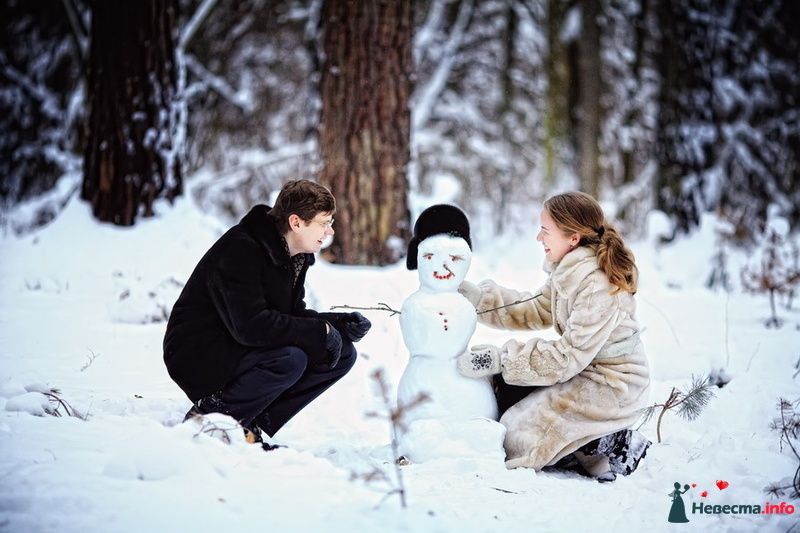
406,204,472,270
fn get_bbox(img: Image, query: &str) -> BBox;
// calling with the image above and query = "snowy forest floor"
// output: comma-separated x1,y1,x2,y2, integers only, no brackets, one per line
0,193,798,532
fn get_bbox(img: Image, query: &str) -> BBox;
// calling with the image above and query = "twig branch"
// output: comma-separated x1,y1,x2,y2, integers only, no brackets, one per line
477,292,542,315
79,348,100,372
330,303,402,316
42,389,86,420
745,343,761,372
193,419,241,445
490,487,519,494
362,369,430,509
330,293,544,319
724,291,731,367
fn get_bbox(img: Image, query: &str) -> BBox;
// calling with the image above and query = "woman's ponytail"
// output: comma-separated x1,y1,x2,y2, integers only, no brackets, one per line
596,224,638,294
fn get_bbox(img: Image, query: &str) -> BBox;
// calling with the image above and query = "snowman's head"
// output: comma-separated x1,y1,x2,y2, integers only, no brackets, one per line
416,234,472,292
407,204,472,268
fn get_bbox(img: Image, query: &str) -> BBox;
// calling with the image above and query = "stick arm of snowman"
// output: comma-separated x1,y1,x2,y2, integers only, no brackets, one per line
329,292,543,316
329,302,402,316
475,291,543,315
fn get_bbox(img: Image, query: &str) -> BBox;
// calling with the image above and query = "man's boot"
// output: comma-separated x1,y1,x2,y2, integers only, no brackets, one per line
247,412,287,451
183,390,231,422
242,422,264,444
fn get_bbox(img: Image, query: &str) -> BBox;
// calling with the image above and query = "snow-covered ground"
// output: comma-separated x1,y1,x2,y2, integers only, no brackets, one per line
1,193,798,532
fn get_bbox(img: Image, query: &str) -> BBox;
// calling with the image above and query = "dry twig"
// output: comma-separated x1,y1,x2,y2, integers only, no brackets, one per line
362,368,430,509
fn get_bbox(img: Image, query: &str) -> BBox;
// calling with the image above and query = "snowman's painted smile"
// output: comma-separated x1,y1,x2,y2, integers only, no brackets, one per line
433,264,456,280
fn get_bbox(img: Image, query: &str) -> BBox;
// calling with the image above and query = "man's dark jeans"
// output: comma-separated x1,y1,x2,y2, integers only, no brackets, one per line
213,340,357,437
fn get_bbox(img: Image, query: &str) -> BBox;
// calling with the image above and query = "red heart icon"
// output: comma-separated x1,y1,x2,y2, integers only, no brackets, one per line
701,491,708,497
716,480,729,490
691,483,697,488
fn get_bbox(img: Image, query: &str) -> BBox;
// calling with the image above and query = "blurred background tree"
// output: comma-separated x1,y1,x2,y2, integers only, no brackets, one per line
82,0,183,225
318,0,412,266
1,0,798,261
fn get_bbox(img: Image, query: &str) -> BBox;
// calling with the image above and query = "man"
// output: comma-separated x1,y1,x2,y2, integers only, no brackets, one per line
163,179,371,449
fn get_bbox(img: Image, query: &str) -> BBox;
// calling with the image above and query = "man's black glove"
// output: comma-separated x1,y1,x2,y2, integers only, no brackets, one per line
324,323,343,369
318,312,372,343
338,312,372,343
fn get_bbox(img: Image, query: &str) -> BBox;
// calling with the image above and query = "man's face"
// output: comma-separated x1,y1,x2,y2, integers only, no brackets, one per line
417,234,472,292
289,211,335,254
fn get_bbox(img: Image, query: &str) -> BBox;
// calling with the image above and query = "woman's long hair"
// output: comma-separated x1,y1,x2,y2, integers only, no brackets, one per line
544,191,638,294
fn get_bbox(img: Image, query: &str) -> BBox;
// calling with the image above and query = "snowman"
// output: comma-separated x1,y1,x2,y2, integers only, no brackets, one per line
397,205,505,463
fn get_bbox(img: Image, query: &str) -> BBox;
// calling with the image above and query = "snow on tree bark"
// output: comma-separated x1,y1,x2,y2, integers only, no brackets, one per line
81,0,183,226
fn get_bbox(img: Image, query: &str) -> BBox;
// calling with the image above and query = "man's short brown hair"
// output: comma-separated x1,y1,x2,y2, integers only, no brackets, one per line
269,179,336,234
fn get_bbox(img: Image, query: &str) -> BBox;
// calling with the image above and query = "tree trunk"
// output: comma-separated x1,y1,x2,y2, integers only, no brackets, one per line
496,1,517,234
81,0,182,226
577,0,601,198
544,0,570,186
318,0,412,265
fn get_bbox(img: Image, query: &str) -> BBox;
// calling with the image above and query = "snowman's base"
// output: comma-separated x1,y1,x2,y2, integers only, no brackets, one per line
397,417,507,463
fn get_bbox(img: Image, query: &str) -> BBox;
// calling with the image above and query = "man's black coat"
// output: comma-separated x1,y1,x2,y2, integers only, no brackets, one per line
163,205,327,402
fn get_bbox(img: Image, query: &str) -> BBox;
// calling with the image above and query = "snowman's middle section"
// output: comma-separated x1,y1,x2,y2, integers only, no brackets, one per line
398,288,499,425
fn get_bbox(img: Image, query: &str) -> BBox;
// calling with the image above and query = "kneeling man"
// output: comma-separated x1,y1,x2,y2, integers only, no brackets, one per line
163,179,370,448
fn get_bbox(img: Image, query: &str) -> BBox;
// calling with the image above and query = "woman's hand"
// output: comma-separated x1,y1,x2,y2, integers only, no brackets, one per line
458,280,482,308
457,344,502,378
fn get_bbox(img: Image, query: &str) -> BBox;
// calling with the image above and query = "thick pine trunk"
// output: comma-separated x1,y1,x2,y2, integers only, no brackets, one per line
577,0,601,198
319,0,412,265
81,0,182,226
544,0,570,186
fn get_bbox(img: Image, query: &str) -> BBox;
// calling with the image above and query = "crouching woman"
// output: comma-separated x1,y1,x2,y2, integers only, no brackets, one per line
457,191,651,481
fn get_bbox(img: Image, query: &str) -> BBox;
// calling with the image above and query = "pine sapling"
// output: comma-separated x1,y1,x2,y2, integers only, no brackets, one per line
740,226,800,328
706,216,734,292
362,368,429,509
765,398,800,500
637,375,715,443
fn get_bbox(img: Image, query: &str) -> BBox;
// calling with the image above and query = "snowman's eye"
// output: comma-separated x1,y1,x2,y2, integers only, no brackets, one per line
423,253,433,260
450,255,463,262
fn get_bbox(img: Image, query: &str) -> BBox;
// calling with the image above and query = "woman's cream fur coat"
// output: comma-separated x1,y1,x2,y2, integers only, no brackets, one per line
466,245,650,470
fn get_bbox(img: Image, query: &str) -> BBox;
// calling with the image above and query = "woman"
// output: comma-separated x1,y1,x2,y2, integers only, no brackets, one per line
456,191,651,480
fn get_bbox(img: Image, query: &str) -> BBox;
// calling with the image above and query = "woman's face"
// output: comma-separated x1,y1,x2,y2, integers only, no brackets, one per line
536,209,579,263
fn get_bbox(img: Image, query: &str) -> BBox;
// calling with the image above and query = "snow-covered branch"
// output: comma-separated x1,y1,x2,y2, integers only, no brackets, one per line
189,140,316,195
60,0,88,65
1,59,63,121
412,0,474,133
179,0,218,52
414,0,447,65
0,171,81,236
183,53,255,113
